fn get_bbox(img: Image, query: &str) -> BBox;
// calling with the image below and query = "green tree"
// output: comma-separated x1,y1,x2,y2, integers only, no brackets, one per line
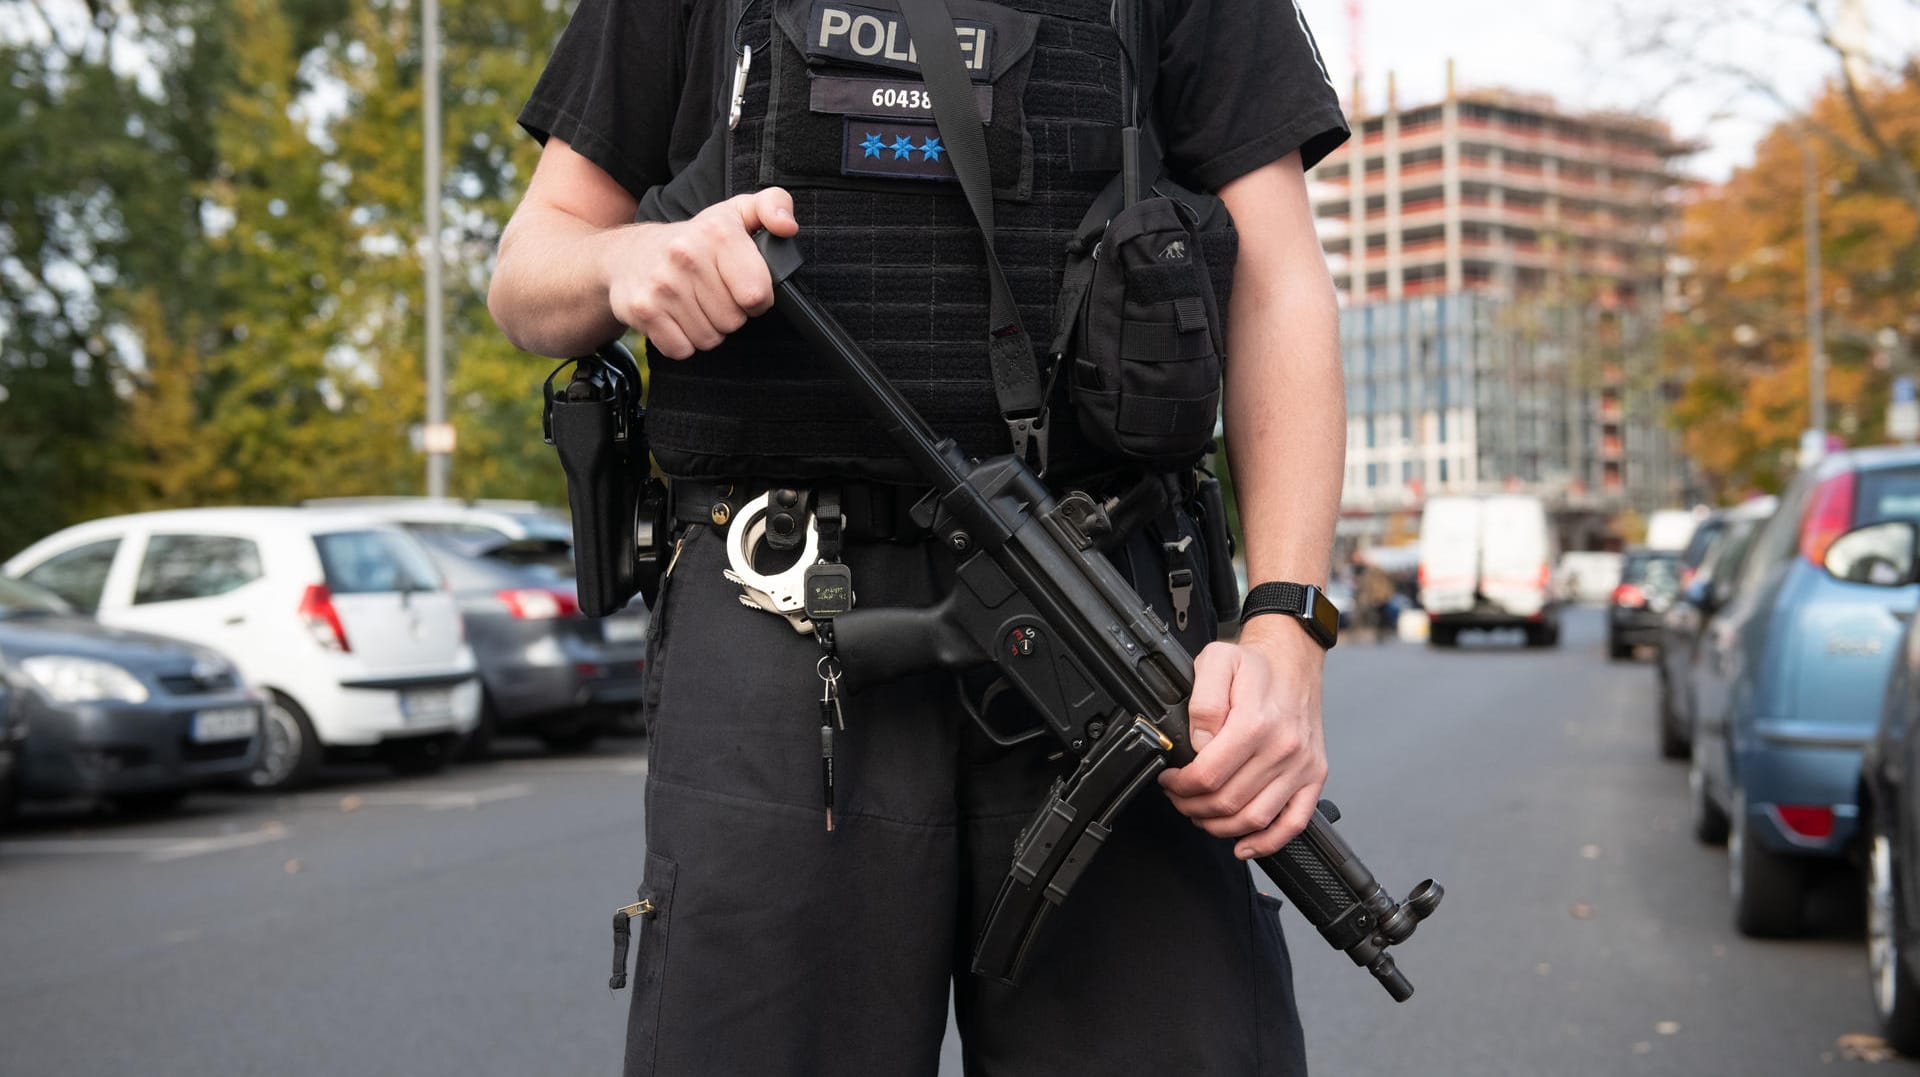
1665,77,1919,498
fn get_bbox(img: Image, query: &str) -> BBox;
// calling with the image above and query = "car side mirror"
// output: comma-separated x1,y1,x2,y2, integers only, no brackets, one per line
1823,521,1919,587
1683,577,1715,612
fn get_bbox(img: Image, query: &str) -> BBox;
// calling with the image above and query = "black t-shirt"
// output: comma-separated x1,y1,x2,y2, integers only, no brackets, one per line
519,0,1349,201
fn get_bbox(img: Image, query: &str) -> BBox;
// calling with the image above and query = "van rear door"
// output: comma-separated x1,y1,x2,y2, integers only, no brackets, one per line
1419,498,1481,615
1479,497,1552,618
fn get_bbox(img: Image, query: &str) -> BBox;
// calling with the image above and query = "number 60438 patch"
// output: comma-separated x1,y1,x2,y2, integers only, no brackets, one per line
810,74,992,122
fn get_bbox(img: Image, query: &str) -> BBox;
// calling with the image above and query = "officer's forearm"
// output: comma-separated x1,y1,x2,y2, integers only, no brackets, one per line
1219,164,1344,590
488,203,641,359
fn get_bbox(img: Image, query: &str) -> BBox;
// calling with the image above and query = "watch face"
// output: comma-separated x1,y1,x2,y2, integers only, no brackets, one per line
1306,585,1340,647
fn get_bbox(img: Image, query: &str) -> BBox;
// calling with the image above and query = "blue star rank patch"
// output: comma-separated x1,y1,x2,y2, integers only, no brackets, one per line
840,118,959,183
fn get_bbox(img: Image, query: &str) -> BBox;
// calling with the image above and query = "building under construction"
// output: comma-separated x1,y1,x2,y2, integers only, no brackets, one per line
1311,66,1698,544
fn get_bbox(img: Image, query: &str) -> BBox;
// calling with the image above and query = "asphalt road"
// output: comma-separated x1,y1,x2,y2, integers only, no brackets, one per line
0,607,1909,1075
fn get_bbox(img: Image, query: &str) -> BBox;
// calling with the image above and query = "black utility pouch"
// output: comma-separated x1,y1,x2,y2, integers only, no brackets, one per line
543,341,670,617
1057,177,1232,470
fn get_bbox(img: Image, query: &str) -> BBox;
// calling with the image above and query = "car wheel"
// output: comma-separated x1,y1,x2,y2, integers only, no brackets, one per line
1868,814,1920,1054
461,694,500,763
248,691,321,792
1730,789,1808,937
1656,671,1688,761
1690,745,1729,845
1429,626,1458,649
1607,631,1632,661
540,729,600,754
386,735,454,777
109,789,189,815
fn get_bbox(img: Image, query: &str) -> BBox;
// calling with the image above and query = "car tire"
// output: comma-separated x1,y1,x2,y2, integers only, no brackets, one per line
1690,745,1729,845
1730,789,1808,937
1656,671,1688,761
249,691,321,792
386,735,454,777
109,789,189,815
1868,811,1920,1055
1607,631,1632,661
461,695,500,763
540,729,600,754
1429,626,1458,649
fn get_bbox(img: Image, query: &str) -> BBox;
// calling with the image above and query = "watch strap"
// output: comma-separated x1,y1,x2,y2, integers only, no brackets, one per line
1241,581,1339,650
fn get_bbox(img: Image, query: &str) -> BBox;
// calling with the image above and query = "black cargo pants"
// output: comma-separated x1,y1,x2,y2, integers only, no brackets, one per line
622,502,1307,1076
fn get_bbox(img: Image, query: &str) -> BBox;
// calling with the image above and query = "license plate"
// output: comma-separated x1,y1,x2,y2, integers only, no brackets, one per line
602,618,645,643
401,688,455,725
192,706,258,743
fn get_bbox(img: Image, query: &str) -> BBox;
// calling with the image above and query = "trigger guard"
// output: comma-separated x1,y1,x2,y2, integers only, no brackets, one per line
957,674,1050,748
724,491,819,613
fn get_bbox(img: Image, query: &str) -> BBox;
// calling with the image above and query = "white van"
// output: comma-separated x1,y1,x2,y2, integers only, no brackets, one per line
1418,495,1561,647
4,508,480,789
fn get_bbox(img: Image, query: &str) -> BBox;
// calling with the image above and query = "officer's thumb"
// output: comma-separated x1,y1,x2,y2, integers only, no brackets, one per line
733,187,800,238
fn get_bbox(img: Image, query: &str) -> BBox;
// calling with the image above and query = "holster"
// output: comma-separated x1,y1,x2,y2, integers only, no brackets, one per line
543,342,670,617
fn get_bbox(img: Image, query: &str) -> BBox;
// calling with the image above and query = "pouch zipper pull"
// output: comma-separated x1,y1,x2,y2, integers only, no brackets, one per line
609,897,655,990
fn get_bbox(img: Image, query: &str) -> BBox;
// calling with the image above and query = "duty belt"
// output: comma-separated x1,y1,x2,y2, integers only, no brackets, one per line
669,478,935,544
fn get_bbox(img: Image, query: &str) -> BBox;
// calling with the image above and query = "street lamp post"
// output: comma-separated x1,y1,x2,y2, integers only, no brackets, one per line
1803,139,1826,451
423,0,449,498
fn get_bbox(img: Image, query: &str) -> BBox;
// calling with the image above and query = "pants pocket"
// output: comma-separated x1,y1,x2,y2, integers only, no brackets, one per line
1250,890,1309,1074
621,851,680,1077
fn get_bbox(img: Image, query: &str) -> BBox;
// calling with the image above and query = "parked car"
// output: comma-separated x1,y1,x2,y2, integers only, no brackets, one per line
1606,547,1682,660
0,656,22,825
0,576,260,812
1857,517,1920,1055
304,498,574,567
1690,446,1920,936
1555,550,1624,606
4,509,480,790
1419,495,1561,648
411,532,646,756
1656,497,1777,760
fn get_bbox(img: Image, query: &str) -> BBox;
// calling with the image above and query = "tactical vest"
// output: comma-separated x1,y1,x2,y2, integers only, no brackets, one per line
644,0,1133,482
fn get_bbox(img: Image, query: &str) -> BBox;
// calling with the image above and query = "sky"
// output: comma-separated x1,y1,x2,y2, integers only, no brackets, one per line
1292,0,1919,180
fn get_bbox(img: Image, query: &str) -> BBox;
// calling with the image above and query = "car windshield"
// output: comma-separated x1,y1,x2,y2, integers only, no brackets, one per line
0,575,75,617
1622,551,1682,594
313,530,443,594
1858,466,1920,526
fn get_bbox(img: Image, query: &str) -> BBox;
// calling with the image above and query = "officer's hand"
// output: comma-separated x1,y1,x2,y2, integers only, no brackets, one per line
607,187,800,359
1158,616,1328,859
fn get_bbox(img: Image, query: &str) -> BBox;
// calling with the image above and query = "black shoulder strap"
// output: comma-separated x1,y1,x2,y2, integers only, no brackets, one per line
895,0,1047,471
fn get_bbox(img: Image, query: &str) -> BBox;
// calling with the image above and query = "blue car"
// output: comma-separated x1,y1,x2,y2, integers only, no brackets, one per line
1858,517,1920,1055
1690,446,1920,936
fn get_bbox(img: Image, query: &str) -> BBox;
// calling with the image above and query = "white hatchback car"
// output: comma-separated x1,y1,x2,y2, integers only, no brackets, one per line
4,508,481,789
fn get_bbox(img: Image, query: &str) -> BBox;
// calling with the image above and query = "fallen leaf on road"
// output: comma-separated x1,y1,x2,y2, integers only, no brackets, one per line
1655,1021,1680,1036
284,858,303,875
1570,903,1595,920
1631,1042,1651,1055
339,795,363,812
1535,963,1552,976
1838,1034,1894,1063
1581,844,1602,860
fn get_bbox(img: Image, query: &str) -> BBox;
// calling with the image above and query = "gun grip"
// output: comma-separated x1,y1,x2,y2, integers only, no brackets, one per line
832,592,986,693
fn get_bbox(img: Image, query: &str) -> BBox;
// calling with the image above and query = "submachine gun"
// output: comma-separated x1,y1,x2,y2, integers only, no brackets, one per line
748,233,1443,1001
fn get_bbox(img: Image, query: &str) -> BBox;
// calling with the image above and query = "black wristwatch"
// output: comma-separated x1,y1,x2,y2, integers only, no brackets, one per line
1240,582,1340,650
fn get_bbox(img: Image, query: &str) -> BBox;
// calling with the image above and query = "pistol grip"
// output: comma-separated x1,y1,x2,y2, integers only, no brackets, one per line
833,592,986,692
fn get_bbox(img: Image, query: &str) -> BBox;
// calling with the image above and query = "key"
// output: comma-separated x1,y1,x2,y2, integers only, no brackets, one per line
820,715,836,833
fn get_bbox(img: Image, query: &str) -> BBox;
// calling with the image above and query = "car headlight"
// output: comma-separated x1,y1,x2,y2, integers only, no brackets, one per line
18,656,151,704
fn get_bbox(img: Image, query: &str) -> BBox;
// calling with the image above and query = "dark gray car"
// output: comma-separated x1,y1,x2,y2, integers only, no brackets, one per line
0,577,261,812
413,534,647,754
0,663,21,825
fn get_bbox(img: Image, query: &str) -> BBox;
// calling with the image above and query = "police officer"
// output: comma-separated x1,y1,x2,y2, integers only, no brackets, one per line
490,0,1350,1072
